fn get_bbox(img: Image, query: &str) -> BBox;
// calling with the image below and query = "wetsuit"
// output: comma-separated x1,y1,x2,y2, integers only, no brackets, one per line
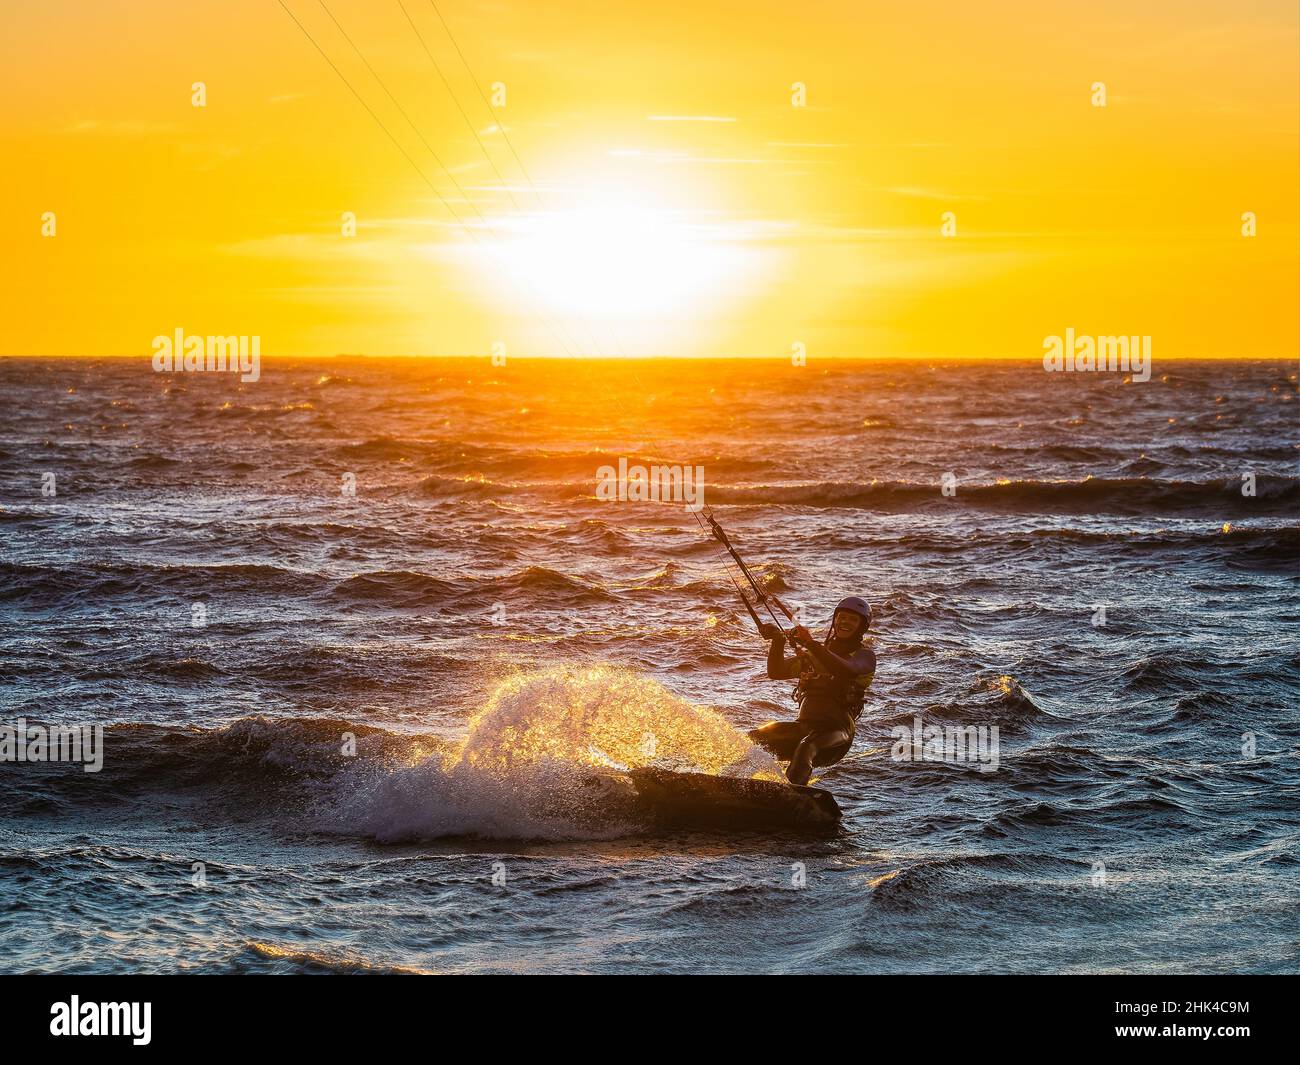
749,632,876,785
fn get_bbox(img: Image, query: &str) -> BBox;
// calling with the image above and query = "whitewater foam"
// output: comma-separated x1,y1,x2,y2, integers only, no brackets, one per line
317,666,781,841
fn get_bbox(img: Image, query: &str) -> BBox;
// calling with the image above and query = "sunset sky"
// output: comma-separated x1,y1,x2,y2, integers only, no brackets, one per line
3,0,1296,359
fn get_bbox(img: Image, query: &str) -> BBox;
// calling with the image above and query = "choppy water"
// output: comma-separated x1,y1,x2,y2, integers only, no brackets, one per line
0,356,1296,974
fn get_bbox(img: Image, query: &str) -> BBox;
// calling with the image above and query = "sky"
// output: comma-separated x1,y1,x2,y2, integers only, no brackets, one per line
2,0,1297,358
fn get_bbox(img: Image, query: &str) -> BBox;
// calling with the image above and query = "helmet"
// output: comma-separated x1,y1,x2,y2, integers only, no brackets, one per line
833,596,872,632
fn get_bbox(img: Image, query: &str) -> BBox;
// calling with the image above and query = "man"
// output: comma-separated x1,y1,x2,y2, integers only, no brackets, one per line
749,596,876,786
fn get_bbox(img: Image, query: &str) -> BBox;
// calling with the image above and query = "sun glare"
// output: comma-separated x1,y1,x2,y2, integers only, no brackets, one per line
465,197,760,343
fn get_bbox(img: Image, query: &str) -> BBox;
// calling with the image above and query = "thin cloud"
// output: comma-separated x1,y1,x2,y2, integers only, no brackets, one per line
646,115,737,123
766,142,849,149
61,119,175,137
879,186,990,202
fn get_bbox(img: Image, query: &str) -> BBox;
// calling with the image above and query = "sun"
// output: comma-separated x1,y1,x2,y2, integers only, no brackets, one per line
456,192,764,352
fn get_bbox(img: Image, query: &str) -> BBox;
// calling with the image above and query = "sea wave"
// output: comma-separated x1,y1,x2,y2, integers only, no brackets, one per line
706,476,1300,515
0,560,622,613
1,668,782,842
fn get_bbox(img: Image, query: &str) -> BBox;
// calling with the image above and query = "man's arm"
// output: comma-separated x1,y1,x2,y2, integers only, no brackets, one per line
796,634,876,681
761,625,803,679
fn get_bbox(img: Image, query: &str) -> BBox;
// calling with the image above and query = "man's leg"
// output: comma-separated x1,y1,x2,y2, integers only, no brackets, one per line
786,728,852,786
747,721,812,761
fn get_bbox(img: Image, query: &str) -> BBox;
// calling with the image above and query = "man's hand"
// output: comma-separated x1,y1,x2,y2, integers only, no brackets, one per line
789,624,814,646
758,623,782,640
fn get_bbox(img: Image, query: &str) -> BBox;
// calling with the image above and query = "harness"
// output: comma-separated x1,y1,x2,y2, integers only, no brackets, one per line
793,639,873,722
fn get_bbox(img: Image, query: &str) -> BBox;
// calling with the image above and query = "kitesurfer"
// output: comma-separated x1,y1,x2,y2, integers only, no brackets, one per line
750,596,875,786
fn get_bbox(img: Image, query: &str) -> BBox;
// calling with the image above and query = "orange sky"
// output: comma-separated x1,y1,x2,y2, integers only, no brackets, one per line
2,0,1296,358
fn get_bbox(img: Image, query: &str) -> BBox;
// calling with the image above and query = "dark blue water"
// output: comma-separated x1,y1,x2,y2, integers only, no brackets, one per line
0,356,1296,973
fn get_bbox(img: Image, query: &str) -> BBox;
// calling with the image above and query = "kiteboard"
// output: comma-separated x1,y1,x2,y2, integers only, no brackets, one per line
588,766,841,832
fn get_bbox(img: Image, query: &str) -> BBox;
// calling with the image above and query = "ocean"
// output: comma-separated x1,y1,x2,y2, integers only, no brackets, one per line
0,355,1296,974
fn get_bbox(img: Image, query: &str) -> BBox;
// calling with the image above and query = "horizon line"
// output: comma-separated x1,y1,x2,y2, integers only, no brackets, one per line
2,353,1295,363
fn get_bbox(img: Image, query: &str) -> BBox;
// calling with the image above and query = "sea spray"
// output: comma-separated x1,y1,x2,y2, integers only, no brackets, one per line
454,665,779,778
318,666,781,842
